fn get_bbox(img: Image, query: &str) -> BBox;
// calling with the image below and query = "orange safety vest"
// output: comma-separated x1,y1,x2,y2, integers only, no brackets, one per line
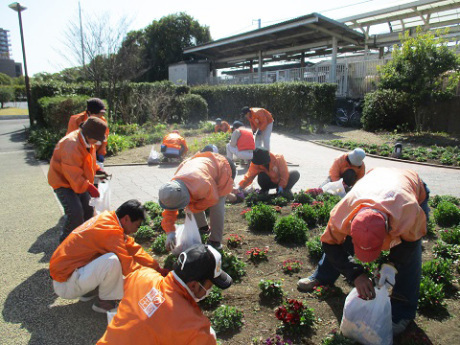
98,268,216,345
161,152,234,233
67,111,110,156
321,168,427,250
50,211,160,282
239,152,289,189
162,132,188,153
214,121,231,133
246,108,274,132
48,130,98,193
236,128,255,151
329,153,365,182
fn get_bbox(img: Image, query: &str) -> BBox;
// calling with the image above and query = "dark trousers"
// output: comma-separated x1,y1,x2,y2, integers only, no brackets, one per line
54,187,94,243
257,170,300,192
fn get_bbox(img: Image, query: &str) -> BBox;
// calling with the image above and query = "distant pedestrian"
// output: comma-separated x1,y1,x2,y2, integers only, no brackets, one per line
214,118,231,133
240,106,274,150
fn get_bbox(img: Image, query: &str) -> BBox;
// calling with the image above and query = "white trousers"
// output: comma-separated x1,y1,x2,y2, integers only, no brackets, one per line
255,122,273,151
53,253,124,301
226,143,253,161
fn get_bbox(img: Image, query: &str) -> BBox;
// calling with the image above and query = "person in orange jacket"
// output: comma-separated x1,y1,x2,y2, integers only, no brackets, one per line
98,243,232,345
240,106,274,150
297,168,430,336
66,98,109,164
214,118,231,133
238,148,299,198
49,117,109,242
325,148,366,189
158,152,236,250
226,121,255,162
50,199,168,313
161,130,188,160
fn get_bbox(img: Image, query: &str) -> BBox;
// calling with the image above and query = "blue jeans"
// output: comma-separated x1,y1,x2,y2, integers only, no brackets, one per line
310,237,422,322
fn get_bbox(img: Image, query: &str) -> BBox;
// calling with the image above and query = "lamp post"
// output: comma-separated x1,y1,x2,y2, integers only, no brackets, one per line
9,2,33,126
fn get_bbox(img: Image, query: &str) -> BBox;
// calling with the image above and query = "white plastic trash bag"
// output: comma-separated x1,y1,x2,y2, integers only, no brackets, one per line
340,286,393,345
148,146,160,165
172,212,202,255
89,180,111,214
322,179,346,198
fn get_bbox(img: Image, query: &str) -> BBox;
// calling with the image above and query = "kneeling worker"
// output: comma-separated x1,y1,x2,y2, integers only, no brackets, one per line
98,244,232,344
226,121,255,162
50,200,167,313
326,148,366,189
161,130,188,160
214,118,231,133
159,152,235,250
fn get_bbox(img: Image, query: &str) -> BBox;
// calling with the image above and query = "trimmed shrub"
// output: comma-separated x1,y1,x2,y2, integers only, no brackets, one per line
211,305,244,333
0,86,14,108
439,226,460,245
422,258,453,286
37,95,90,129
150,233,167,255
418,276,446,312
433,201,460,227
180,93,208,124
199,286,223,309
293,191,315,204
134,225,155,243
429,195,460,208
246,204,278,233
274,215,308,245
144,201,163,219
433,241,460,260
294,204,317,228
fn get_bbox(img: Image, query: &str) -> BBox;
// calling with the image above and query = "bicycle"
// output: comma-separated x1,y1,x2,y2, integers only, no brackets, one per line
335,99,363,128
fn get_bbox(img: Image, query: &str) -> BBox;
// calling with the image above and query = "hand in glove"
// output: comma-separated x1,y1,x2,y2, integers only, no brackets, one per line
96,154,105,163
377,263,398,289
87,183,100,198
277,186,284,195
165,232,176,251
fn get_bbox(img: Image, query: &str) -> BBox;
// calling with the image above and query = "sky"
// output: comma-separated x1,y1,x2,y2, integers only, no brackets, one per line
1,0,414,76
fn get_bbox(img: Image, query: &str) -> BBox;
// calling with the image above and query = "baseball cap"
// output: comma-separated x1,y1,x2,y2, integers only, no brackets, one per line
232,121,244,130
81,117,107,142
351,208,387,263
158,180,190,210
176,244,233,289
251,147,270,165
86,98,106,114
348,148,366,166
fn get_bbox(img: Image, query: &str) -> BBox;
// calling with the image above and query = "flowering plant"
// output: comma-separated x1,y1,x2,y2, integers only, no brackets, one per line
282,259,303,274
312,285,339,300
272,205,282,213
275,299,315,335
246,247,269,263
227,234,243,248
259,279,284,300
256,334,292,345
290,203,302,210
306,188,323,196
311,200,324,208
240,208,252,217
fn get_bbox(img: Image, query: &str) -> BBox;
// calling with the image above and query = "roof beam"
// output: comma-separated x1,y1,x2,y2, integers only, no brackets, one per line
305,23,362,45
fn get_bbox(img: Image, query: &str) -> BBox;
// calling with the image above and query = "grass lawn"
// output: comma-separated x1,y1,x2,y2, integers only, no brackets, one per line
0,107,29,116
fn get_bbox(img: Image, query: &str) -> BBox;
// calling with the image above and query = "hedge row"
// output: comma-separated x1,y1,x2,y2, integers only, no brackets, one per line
192,82,337,129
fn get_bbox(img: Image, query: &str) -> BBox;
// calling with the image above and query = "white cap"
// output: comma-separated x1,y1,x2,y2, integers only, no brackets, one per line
348,148,366,166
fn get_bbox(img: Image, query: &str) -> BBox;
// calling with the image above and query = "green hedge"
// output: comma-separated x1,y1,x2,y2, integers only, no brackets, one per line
37,95,90,130
191,82,337,129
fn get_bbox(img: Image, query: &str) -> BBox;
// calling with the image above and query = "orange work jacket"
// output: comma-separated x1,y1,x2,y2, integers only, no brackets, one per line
246,108,274,132
161,152,234,232
214,121,231,133
162,132,188,154
50,211,160,282
239,152,289,189
321,168,427,249
329,153,365,182
237,128,256,151
67,111,109,156
98,268,216,345
48,130,99,193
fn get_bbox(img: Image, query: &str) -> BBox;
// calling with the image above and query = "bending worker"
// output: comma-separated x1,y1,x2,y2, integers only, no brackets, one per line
214,118,231,133
50,200,167,314
240,106,274,150
226,121,255,162
298,168,430,336
161,130,188,160
48,117,109,242
326,148,366,189
67,98,109,165
98,244,232,344
238,148,299,198
159,152,235,250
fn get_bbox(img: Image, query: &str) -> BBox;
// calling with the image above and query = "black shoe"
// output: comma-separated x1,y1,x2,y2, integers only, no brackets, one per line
207,240,223,251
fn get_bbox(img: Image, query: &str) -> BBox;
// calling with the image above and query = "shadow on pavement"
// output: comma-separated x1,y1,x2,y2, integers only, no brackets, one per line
8,127,27,143
2,269,107,345
28,217,64,263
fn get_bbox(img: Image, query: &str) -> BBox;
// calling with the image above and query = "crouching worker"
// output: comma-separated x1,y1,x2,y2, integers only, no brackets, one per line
48,117,109,243
161,130,188,161
298,168,430,336
324,148,366,190
214,118,231,133
98,244,232,344
226,121,255,162
238,148,299,199
50,200,167,313
159,152,235,250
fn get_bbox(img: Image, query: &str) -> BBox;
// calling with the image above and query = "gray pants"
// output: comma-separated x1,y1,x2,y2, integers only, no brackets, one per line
55,187,94,243
193,196,226,243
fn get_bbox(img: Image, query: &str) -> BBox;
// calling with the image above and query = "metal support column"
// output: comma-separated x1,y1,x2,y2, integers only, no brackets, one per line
258,50,263,83
330,36,337,83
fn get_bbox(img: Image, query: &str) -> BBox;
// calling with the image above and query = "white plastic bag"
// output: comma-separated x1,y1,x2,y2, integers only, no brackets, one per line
148,146,160,165
322,179,346,198
89,180,111,214
340,286,393,345
172,212,202,255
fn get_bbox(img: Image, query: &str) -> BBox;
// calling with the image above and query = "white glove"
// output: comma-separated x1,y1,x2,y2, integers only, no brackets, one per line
378,263,398,289
165,232,176,251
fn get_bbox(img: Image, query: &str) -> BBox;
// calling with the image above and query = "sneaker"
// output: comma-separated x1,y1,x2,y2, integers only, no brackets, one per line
393,319,411,336
92,298,119,313
79,289,98,302
297,277,320,292
207,240,223,251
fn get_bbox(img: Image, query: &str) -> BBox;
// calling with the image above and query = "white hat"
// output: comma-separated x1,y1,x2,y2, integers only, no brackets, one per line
348,148,366,166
